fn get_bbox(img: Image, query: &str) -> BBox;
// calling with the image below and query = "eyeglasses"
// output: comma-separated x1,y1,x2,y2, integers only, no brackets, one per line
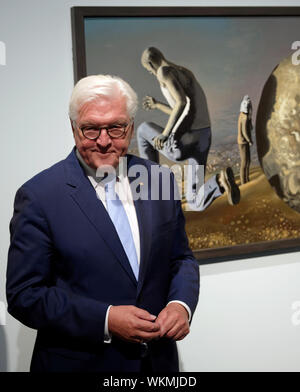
74,120,132,140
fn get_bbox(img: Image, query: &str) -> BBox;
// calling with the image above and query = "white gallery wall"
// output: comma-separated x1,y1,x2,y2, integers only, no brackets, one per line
0,0,300,372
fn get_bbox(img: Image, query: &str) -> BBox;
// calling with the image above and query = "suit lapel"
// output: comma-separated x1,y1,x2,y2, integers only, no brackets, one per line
64,148,137,286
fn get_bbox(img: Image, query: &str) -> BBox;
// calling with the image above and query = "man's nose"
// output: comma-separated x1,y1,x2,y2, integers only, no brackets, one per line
96,129,112,147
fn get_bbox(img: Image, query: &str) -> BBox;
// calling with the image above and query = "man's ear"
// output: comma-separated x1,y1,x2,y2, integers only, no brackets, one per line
129,121,134,138
130,121,134,141
70,118,76,137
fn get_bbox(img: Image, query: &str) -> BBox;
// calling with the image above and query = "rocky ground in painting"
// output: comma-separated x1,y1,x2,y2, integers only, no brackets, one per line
184,166,300,251
206,142,259,176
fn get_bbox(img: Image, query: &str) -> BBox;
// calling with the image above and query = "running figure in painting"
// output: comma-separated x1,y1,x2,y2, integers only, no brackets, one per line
137,47,240,210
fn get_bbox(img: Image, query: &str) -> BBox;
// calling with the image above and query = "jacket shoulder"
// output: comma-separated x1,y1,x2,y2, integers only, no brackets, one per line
19,156,67,196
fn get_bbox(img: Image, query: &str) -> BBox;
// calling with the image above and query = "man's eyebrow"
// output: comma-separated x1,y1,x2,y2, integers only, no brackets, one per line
80,123,97,127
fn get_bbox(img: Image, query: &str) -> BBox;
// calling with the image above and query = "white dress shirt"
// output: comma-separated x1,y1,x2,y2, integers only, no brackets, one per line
76,150,191,343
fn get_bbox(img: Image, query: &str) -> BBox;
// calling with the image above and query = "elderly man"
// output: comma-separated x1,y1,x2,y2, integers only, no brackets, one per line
6,75,199,372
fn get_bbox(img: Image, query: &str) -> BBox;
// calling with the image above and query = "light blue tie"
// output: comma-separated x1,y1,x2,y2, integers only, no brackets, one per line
105,178,139,281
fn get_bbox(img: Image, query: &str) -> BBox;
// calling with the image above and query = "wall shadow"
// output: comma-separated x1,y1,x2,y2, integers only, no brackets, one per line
16,325,36,372
178,346,185,372
0,326,7,372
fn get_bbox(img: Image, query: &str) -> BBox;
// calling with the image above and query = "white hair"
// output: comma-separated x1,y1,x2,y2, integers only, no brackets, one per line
69,74,138,121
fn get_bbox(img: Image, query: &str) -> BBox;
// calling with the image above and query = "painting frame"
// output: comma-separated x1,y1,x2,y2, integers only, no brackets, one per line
71,6,300,264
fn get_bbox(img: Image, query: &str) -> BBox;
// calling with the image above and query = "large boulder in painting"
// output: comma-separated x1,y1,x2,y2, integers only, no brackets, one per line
256,54,300,213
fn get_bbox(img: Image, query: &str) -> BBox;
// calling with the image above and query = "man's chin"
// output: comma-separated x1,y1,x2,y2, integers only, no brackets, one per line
94,156,119,170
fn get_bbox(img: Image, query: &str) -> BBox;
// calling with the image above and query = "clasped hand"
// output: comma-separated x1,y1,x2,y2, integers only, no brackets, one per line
142,96,156,110
108,303,189,344
152,134,168,150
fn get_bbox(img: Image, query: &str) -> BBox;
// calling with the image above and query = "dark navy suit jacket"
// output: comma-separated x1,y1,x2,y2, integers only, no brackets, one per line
6,148,199,372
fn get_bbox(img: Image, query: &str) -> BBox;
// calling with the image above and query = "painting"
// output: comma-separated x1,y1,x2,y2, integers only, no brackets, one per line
71,7,300,263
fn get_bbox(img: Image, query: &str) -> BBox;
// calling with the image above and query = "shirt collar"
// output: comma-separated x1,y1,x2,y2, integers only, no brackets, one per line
75,148,125,188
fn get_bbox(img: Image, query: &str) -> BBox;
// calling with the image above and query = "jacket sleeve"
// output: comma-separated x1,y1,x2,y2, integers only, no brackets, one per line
6,185,109,343
166,173,200,319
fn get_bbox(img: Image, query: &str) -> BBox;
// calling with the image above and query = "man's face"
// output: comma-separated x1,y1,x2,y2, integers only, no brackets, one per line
141,52,156,75
72,96,133,170
142,60,155,75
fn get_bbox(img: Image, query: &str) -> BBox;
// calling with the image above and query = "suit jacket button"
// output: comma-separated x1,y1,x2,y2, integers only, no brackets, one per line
140,342,148,358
